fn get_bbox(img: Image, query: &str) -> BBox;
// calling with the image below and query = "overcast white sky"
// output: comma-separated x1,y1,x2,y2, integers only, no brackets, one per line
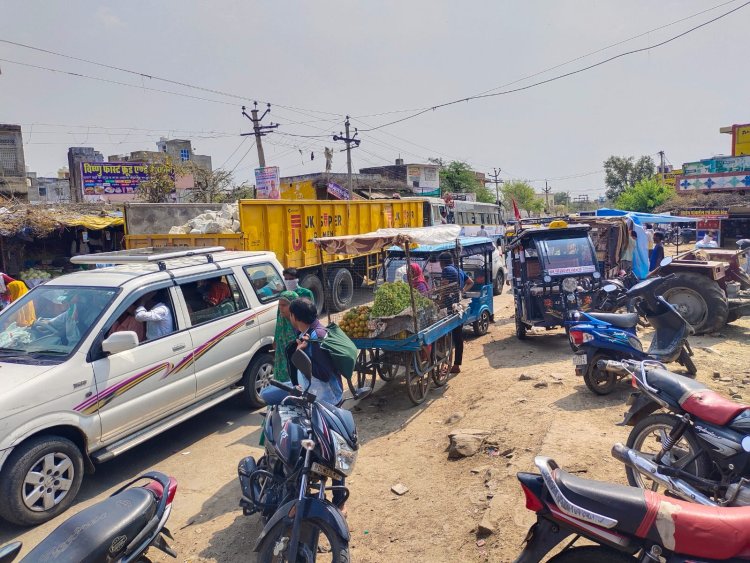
1,0,747,196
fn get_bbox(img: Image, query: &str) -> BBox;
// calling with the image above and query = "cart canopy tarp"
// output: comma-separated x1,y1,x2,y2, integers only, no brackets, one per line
388,236,495,258
313,225,461,255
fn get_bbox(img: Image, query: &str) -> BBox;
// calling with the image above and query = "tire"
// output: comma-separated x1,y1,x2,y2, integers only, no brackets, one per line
240,352,274,409
256,516,350,563
515,301,527,340
473,310,491,336
661,273,728,335
678,347,697,377
406,353,430,405
300,273,325,316
727,310,742,324
625,413,711,493
328,268,354,313
548,546,636,562
493,270,504,296
583,352,618,395
0,435,84,526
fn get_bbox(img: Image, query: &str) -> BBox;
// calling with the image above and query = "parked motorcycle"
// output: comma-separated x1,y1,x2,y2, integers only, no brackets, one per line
597,358,750,508
569,274,696,395
0,472,177,563
238,349,368,562
591,270,639,313
513,455,750,562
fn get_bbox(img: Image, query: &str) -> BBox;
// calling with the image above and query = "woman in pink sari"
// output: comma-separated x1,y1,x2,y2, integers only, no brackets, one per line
409,263,429,296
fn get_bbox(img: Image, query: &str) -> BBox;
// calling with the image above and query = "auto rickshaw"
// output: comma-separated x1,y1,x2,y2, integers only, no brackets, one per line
507,220,601,339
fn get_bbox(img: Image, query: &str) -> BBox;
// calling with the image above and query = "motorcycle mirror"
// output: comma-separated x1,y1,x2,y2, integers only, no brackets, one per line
0,542,22,563
659,256,673,268
291,349,313,379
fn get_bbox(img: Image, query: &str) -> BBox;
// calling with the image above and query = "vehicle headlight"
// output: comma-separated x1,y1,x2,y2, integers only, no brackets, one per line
543,275,552,283
331,431,358,477
562,277,578,293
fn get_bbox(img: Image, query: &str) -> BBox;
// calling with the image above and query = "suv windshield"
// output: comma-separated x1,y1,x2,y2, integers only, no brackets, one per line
538,236,597,275
0,286,117,358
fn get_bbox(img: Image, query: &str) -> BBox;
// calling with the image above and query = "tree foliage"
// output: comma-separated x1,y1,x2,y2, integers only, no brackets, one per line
136,155,181,203
502,180,544,217
615,178,674,213
437,160,495,203
553,191,570,206
604,155,655,200
185,164,235,203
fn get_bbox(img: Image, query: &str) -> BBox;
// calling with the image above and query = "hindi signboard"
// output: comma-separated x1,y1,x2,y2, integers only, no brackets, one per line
676,208,729,219
326,181,350,200
80,161,157,201
254,166,281,199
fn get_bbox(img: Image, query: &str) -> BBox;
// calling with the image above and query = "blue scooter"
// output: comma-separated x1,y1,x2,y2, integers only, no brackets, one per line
569,275,696,395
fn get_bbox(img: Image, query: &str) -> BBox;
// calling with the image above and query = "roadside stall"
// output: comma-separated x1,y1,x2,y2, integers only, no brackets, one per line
313,225,469,405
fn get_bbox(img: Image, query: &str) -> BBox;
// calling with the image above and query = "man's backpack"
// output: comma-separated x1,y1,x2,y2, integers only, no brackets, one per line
318,323,358,380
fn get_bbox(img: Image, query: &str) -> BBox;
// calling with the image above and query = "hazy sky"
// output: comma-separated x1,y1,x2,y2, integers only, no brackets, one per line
1,0,747,197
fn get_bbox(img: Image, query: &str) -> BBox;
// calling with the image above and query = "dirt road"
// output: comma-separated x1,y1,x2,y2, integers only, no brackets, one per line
3,292,748,561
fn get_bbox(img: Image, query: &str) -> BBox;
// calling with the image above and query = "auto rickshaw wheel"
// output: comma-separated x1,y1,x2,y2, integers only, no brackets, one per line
473,310,491,336
515,314,527,340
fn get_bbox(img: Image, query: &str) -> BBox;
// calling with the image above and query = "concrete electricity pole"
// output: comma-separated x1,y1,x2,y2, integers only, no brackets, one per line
241,102,278,168
543,180,552,214
658,150,666,183
487,168,503,206
333,116,360,198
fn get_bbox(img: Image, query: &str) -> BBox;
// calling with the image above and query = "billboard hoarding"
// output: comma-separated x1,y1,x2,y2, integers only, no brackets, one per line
80,161,157,201
255,166,281,199
326,181,351,200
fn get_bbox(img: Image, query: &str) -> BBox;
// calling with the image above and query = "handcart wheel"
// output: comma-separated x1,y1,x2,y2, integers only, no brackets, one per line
406,352,430,405
355,349,378,391
378,351,399,382
431,334,453,387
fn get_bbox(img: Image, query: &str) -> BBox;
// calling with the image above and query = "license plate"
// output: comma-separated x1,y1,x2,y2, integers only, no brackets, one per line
311,462,339,480
572,354,588,366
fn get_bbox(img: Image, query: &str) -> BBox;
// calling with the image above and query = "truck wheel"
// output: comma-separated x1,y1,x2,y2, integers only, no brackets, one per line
0,435,84,526
493,271,504,296
240,352,274,409
661,273,728,335
328,268,354,313
300,274,325,316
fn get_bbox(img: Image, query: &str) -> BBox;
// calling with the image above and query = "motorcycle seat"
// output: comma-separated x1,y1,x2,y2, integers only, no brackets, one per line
586,312,639,328
640,492,750,559
552,467,648,536
23,488,157,562
680,390,750,426
644,367,705,403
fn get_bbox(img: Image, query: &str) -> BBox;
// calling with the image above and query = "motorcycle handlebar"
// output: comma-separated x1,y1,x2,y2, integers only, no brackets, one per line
268,379,318,403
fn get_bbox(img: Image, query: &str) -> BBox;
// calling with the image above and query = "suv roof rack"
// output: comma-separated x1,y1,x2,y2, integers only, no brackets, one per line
71,246,227,270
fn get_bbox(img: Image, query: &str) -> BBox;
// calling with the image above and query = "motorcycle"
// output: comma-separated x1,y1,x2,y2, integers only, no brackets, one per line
238,349,369,562
0,472,177,563
591,270,639,313
569,274,696,395
513,455,750,562
601,358,750,507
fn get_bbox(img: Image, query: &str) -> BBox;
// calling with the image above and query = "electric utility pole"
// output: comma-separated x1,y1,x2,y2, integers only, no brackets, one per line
658,150,666,183
241,102,278,168
487,168,503,206
332,116,360,198
543,180,553,215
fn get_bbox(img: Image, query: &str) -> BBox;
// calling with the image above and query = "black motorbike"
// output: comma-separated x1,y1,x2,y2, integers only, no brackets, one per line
602,358,750,507
0,472,177,563
238,350,369,562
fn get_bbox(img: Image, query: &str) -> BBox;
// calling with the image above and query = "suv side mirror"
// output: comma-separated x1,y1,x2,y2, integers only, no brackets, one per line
660,256,673,268
102,331,139,355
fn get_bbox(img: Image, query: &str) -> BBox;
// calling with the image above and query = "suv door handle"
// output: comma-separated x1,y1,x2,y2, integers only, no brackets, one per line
245,319,256,327
172,344,186,352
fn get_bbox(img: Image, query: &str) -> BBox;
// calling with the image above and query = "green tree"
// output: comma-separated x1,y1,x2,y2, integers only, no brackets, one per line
604,155,655,200
437,160,495,203
502,180,544,217
615,178,674,213
553,191,570,206
137,155,180,203
185,164,235,203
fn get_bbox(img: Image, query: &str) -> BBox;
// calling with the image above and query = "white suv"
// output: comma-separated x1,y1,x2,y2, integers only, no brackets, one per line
0,247,283,525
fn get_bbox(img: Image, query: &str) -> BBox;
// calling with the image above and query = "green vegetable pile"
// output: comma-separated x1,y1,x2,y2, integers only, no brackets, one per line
371,281,433,318
20,268,52,281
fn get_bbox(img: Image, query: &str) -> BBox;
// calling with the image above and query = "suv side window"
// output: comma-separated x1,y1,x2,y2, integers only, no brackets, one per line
104,288,177,345
243,263,284,303
181,273,248,326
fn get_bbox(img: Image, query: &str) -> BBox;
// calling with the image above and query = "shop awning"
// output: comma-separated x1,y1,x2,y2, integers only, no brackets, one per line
595,208,694,224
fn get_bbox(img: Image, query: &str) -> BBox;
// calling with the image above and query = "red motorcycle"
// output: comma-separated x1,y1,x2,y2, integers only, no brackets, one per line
514,456,750,562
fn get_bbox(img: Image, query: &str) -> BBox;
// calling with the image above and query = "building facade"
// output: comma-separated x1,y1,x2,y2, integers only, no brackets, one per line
359,160,441,197
68,147,104,203
0,124,28,198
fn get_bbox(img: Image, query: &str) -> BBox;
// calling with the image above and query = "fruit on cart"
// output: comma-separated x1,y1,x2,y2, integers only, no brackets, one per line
340,306,372,339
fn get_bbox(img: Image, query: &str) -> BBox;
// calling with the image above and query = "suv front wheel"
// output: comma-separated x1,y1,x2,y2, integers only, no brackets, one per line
0,435,84,526
241,352,274,409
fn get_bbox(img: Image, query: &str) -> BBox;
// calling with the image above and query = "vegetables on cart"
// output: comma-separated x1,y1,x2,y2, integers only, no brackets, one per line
371,281,433,318
20,268,53,288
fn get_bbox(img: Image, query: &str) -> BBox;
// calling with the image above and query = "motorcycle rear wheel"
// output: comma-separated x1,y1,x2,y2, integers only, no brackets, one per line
548,546,636,562
625,413,711,494
257,517,350,563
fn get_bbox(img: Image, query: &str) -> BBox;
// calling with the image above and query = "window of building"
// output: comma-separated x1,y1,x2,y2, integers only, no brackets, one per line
38,187,47,197
0,146,18,174
180,273,247,326
180,149,190,161
244,263,284,303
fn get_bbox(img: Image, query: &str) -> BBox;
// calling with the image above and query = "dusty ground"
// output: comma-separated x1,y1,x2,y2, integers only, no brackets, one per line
3,292,748,562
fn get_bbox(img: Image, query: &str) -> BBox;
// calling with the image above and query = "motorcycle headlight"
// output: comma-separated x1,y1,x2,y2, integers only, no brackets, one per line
332,431,358,477
562,277,578,293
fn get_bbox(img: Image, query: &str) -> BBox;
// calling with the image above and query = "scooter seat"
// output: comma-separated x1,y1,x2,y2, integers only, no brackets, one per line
23,488,157,562
644,367,705,403
552,467,649,535
680,390,750,426
586,312,639,329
